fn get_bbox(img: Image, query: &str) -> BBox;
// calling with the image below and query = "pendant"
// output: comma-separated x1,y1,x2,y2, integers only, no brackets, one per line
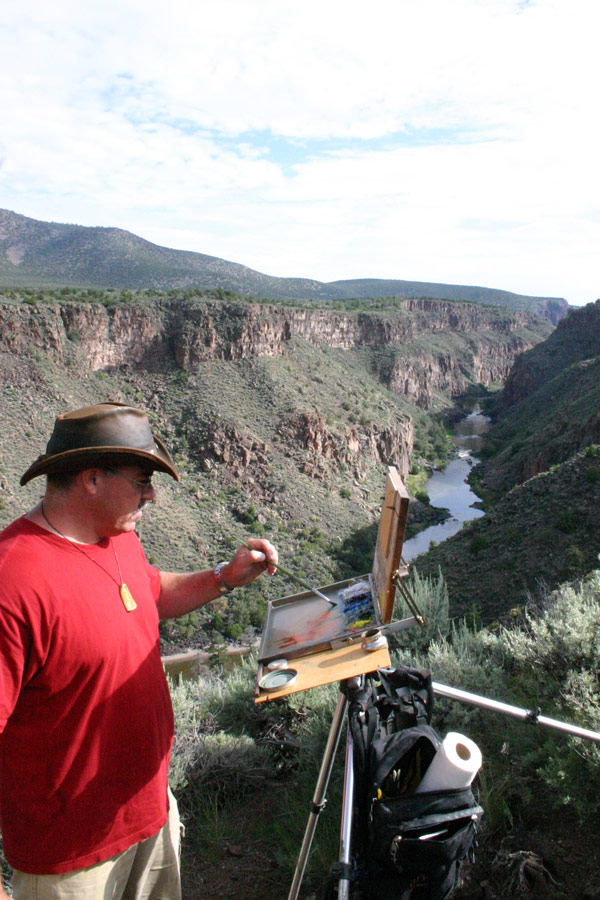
120,583,137,612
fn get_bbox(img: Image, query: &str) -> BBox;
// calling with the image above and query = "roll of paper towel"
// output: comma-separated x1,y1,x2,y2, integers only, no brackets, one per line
415,732,482,793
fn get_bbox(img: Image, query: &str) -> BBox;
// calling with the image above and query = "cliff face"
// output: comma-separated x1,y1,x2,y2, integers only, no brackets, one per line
476,301,600,495
0,298,552,412
278,409,414,481
0,302,167,370
501,300,600,407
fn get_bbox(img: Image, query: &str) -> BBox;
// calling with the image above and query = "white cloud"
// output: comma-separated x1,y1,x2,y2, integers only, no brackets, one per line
1,0,598,303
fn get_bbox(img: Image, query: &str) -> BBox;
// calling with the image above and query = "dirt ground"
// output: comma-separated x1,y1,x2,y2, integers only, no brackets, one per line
180,803,600,900
180,790,286,900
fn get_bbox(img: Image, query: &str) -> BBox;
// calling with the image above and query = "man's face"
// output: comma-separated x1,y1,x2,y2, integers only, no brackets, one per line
94,465,156,536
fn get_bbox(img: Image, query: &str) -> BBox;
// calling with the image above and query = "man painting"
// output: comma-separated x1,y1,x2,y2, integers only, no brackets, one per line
0,401,278,899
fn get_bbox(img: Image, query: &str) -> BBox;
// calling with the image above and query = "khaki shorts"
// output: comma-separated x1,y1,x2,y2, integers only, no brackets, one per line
12,789,183,900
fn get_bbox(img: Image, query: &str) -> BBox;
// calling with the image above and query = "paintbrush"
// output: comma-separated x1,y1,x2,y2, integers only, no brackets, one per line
229,533,336,606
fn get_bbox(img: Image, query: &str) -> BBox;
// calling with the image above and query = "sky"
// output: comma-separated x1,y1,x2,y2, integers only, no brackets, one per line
1,0,598,305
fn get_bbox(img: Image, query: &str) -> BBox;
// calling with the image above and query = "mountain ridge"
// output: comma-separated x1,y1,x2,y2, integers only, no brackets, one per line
0,209,568,322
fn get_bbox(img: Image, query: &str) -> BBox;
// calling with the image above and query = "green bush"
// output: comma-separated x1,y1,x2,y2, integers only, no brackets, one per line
561,545,585,578
391,568,450,656
164,568,600,890
556,509,577,533
469,533,489,554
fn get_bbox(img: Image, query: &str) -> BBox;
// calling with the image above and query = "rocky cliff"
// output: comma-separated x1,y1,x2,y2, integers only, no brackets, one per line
475,300,600,494
0,296,553,412
0,290,556,640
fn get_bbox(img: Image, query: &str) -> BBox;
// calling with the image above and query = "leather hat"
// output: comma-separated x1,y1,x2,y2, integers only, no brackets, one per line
20,401,179,485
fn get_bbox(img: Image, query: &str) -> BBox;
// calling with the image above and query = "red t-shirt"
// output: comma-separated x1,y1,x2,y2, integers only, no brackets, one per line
0,518,174,874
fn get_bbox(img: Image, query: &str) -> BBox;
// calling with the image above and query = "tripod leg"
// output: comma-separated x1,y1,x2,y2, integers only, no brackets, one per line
288,690,349,900
337,722,356,900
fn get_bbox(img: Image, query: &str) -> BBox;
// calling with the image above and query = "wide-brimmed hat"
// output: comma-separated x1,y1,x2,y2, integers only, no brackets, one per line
20,401,179,485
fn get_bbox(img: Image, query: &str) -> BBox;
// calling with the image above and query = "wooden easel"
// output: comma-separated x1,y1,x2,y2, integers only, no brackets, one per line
253,469,412,900
255,467,410,702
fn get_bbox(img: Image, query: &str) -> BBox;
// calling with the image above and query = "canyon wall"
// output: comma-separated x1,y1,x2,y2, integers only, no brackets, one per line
0,298,551,412
475,300,600,495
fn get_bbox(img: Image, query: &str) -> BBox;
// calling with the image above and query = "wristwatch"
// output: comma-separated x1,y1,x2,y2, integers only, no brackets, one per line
213,561,234,595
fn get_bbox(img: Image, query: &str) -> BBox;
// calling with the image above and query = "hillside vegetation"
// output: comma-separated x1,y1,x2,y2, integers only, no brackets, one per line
477,299,600,495
0,288,553,648
0,209,568,321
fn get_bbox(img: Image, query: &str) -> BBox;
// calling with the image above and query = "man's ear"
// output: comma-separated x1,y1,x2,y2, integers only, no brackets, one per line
80,468,102,496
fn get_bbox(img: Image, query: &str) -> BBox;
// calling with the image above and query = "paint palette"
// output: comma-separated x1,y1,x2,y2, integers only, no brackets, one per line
258,575,378,663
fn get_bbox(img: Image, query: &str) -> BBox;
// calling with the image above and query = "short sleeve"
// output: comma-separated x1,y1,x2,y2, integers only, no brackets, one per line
0,607,33,732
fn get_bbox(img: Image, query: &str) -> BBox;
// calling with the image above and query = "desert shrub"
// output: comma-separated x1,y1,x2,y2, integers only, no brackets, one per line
391,568,450,656
168,659,343,878
496,569,600,818
556,509,577,533
560,545,586,579
469,533,489,554
168,667,272,816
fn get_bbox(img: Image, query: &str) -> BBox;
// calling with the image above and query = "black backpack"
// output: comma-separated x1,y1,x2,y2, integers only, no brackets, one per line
347,666,483,900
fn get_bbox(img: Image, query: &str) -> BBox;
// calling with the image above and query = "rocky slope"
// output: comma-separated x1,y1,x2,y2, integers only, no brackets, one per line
0,294,552,404
0,209,569,320
475,299,600,494
0,290,553,644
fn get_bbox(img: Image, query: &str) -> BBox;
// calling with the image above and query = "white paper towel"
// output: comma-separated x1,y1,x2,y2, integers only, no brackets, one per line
415,732,482,793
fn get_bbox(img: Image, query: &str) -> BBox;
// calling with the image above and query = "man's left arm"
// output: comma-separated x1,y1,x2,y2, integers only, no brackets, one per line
156,538,278,620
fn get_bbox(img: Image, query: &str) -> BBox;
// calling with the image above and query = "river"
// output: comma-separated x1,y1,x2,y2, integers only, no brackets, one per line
402,406,490,562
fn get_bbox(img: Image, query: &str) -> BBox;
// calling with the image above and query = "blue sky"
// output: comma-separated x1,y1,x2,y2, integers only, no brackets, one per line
1,0,598,304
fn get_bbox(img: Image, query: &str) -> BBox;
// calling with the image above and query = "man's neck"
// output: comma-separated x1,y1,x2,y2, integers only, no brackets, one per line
28,498,105,545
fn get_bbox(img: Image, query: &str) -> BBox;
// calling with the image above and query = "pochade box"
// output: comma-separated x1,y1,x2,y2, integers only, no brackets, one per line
256,467,413,699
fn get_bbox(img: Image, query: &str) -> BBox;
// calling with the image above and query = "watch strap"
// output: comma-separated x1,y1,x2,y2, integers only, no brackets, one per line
213,561,233,594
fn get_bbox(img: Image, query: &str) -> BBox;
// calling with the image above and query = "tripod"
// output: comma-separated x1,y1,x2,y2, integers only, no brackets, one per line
287,670,600,900
288,675,362,900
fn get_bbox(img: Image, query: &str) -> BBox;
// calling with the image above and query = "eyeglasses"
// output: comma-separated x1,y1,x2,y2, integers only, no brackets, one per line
106,470,154,491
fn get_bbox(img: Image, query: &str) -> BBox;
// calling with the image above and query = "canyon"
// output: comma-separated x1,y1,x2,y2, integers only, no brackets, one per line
0,295,552,402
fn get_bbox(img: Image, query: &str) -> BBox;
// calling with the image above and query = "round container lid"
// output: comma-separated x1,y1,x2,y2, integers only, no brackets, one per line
267,658,289,671
259,669,298,693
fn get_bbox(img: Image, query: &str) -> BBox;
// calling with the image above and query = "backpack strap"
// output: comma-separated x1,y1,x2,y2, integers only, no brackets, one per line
377,666,434,726
348,679,380,776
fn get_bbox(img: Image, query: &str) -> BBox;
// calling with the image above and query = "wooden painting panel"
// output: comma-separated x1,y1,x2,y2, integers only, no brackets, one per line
255,641,392,703
372,466,410,623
